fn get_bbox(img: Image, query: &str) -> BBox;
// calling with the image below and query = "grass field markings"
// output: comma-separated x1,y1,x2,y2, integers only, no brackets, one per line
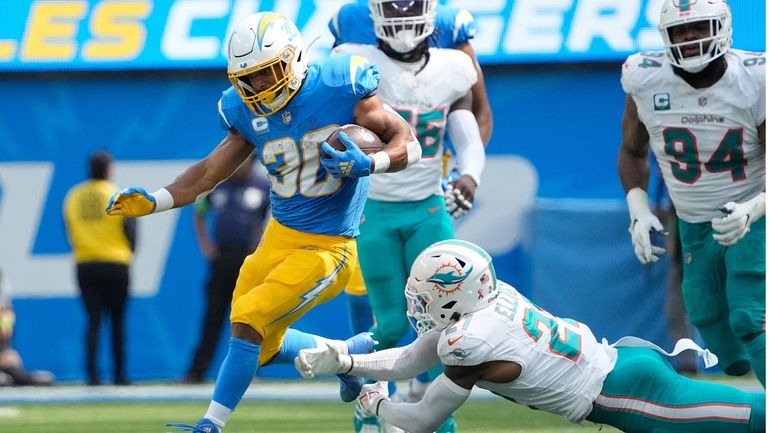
0,407,20,418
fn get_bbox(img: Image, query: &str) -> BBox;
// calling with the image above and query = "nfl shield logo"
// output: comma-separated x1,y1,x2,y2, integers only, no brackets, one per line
282,111,292,124
698,96,708,107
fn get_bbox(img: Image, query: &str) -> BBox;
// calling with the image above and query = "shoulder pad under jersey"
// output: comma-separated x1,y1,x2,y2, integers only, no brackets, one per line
319,53,380,99
438,315,494,367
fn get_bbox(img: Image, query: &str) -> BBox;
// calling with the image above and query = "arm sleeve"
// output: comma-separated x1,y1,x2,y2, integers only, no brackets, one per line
378,374,471,433
447,109,485,186
349,331,441,380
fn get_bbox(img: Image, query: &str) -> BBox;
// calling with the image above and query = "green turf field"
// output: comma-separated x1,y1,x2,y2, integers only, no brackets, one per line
0,400,622,433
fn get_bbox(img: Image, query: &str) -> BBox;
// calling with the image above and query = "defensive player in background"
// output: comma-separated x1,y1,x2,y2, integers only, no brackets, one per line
330,0,492,145
296,240,766,433
333,1,485,432
618,0,765,386
105,12,419,433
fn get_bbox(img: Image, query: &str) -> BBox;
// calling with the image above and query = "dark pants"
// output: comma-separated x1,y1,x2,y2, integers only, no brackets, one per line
187,248,249,379
77,262,129,384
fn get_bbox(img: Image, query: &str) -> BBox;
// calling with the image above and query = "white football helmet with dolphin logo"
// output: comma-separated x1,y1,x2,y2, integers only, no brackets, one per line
369,0,438,54
658,0,732,73
226,12,308,116
405,239,497,335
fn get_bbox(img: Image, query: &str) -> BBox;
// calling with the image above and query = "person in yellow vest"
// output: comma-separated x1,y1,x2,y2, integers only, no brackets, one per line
63,150,136,386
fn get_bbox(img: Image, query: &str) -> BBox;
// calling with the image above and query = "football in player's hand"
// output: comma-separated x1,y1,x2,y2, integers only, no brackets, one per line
325,124,384,154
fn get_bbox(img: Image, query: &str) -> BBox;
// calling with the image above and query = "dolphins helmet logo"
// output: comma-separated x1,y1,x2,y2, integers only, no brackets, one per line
427,262,473,296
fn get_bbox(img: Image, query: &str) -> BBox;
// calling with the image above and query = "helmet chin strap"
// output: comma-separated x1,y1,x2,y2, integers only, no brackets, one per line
269,90,288,108
672,55,727,88
379,38,429,64
680,62,709,73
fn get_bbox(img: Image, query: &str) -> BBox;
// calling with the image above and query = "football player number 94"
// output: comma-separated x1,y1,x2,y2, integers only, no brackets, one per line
663,127,746,184
262,125,342,198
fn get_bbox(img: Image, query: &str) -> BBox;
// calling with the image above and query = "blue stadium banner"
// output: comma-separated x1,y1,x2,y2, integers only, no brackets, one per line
0,0,764,71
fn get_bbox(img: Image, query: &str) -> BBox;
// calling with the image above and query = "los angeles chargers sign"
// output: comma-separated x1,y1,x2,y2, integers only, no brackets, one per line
0,0,764,71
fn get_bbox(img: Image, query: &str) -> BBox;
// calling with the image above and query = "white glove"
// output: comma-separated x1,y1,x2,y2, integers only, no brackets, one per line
711,192,766,246
294,343,351,379
626,188,666,264
444,184,472,219
357,381,389,417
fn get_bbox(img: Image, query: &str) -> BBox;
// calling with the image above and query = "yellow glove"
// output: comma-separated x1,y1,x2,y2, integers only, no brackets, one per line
105,187,157,217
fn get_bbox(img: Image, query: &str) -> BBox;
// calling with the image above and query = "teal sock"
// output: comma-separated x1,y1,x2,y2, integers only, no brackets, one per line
745,332,765,387
750,393,765,432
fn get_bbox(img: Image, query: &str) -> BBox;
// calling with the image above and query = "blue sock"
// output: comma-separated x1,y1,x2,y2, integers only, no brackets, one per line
347,293,374,334
415,372,430,384
211,337,261,410
269,329,318,364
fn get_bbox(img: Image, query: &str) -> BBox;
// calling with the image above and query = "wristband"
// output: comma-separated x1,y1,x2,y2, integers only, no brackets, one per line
375,398,384,416
343,354,354,375
151,188,174,213
625,187,650,220
371,151,391,174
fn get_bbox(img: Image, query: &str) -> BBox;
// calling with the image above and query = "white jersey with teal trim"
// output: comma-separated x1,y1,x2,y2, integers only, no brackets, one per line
334,43,476,201
437,282,617,423
621,49,766,223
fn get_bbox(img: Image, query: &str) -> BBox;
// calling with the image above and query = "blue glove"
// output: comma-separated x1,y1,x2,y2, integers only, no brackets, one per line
105,187,156,216
441,168,461,191
320,132,372,178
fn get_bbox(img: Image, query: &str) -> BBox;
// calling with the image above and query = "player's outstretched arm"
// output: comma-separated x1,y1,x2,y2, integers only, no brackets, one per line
369,374,470,433
106,130,254,217
457,41,493,146
354,94,421,173
295,331,440,380
373,359,522,432
375,357,526,432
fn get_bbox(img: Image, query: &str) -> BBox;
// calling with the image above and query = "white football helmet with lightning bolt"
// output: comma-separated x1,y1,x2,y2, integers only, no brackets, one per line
226,12,308,115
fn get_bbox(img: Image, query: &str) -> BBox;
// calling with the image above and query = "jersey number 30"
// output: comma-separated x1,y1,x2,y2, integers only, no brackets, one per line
262,126,342,198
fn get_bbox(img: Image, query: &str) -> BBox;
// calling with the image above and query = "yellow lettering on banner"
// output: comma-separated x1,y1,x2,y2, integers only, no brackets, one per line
83,1,152,61
22,1,87,60
0,41,15,61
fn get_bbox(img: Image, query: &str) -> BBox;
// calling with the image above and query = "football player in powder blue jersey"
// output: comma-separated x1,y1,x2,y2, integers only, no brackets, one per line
106,12,420,433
